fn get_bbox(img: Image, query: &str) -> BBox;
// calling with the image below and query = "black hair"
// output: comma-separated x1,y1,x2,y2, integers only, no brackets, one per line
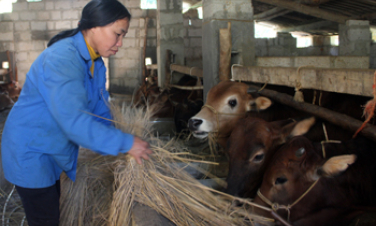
47,0,131,47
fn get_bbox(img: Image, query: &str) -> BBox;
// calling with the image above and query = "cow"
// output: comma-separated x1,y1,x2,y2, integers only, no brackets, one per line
225,116,315,198
174,98,203,134
0,91,14,111
188,80,370,148
253,134,376,226
188,80,272,148
133,75,203,119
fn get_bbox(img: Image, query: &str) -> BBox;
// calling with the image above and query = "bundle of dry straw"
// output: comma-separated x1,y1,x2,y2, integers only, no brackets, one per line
59,102,274,226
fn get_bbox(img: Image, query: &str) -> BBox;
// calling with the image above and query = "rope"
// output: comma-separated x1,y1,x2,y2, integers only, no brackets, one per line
258,82,268,92
189,66,197,76
231,64,243,79
322,123,329,141
320,140,342,159
257,179,320,222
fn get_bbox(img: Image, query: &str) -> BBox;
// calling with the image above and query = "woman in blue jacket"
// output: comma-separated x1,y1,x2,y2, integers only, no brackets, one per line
1,0,152,225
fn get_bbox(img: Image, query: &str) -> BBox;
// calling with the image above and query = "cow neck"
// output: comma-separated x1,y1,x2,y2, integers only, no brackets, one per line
256,179,320,222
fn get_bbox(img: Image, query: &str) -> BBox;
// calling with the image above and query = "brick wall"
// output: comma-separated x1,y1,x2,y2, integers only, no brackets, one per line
0,0,204,92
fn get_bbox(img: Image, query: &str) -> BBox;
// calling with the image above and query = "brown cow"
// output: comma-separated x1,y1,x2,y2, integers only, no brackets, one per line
188,80,272,148
253,135,376,226
225,117,315,198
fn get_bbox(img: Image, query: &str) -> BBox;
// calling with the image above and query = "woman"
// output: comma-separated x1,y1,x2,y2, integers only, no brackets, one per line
1,0,152,225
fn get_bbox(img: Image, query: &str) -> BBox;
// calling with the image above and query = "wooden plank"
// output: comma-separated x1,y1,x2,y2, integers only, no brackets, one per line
170,64,203,78
232,65,375,97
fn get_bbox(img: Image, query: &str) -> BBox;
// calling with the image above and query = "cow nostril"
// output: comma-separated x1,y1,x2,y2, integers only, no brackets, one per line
188,118,203,130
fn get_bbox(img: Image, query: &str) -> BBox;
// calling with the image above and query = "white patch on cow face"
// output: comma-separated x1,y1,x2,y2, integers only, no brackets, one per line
221,95,241,113
188,115,214,139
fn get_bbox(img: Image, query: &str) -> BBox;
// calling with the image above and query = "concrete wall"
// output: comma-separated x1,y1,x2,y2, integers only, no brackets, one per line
256,56,370,69
370,42,376,69
255,33,339,57
183,10,202,68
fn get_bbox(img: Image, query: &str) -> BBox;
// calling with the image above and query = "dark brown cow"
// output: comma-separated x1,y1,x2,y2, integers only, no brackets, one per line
0,91,14,111
224,112,365,199
133,75,203,119
253,135,376,226
225,117,315,198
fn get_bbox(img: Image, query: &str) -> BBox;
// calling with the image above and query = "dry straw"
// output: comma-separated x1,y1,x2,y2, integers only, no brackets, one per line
59,101,274,226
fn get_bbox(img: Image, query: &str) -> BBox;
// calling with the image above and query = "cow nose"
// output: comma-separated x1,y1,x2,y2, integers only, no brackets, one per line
188,118,202,130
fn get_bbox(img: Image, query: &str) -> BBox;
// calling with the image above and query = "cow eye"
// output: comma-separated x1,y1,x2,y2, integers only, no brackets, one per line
295,147,305,157
253,153,265,162
275,177,288,185
228,99,237,108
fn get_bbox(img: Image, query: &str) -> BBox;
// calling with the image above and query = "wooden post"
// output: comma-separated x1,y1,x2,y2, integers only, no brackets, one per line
164,49,172,88
142,18,149,84
141,18,149,94
219,22,232,81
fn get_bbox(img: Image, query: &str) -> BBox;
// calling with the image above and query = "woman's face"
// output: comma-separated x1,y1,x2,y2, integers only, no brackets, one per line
89,18,130,57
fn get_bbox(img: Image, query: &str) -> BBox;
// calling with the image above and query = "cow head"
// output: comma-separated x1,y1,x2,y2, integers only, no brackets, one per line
188,81,271,147
253,135,356,225
225,117,315,198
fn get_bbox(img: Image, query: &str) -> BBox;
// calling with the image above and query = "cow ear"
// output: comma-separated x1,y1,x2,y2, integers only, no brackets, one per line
277,117,315,144
248,96,272,111
317,154,357,177
289,117,315,137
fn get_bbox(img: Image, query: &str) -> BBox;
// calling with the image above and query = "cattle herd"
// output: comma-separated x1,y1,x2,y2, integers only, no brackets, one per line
188,80,376,226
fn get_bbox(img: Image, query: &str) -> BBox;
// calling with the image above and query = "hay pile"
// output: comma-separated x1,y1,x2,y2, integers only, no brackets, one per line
59,103,274,226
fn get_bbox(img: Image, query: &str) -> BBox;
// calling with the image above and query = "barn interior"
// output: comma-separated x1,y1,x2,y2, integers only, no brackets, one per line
1,0,376,225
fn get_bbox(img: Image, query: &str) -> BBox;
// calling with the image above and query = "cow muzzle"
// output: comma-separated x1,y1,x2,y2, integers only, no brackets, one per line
188,118,209,139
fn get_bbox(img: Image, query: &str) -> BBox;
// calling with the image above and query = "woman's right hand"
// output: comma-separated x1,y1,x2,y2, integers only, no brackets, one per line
127,136,152,164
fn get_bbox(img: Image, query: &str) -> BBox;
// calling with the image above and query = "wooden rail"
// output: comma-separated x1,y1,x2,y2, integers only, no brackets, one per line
232,65,375,97
170,64,203,78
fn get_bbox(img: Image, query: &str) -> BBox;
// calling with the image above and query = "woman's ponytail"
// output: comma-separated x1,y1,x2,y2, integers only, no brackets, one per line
47,28,80,47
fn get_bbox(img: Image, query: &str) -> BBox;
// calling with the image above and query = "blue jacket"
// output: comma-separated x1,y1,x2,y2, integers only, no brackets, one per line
1,32,134,189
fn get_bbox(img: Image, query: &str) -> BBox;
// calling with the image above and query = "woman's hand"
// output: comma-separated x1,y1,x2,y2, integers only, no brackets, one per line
127,136,152,164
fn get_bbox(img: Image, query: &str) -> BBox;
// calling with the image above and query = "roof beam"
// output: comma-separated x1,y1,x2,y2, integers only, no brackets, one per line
254,0,352,24
279,20,338,34
254,7,293,21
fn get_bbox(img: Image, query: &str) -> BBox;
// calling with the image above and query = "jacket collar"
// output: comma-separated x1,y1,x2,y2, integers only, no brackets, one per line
73,31,91,62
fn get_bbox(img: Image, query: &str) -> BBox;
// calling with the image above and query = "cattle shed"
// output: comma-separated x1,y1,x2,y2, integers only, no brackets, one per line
1,0,376,225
